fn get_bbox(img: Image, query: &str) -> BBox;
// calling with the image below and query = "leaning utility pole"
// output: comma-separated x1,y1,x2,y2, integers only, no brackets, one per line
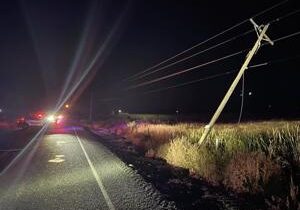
198,19,274,145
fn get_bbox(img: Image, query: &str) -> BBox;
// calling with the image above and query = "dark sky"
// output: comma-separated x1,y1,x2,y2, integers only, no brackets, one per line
0,0,299,119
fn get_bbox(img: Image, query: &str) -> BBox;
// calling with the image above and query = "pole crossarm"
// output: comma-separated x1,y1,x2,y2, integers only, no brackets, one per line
250,18,274,46
198,20,273,145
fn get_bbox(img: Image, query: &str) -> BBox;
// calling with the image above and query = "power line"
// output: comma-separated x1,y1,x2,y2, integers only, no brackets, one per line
142,71,235,94
126,29,300,90
95,71,235,102
126,49,248,90
250,0,288,19
269,8,300,24
136,53,300,95
237,73,245,124
273,30,300,43
96,53,300,102
131,29,254,81
123,0,288,81
128,8,300,82
264,54,300,64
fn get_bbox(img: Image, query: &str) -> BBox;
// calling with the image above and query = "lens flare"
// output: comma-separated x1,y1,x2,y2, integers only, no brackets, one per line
47,115,55,122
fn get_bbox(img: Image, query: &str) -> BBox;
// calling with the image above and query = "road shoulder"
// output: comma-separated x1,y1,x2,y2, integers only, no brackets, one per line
86,127,246,210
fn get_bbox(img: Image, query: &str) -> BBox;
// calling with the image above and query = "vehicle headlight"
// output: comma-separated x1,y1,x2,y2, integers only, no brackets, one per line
46,115,55,122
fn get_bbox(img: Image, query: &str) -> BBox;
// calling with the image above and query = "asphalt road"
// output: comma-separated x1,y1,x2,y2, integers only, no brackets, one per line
0,126,175,210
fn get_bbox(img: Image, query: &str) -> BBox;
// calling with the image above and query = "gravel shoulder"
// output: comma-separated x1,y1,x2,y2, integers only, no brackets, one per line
86,127,258,210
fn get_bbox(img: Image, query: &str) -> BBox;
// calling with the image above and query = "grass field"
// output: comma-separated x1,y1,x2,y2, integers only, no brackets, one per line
92,118,300,208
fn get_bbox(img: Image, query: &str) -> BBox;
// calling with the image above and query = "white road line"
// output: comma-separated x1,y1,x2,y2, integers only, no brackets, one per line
73,128,115,210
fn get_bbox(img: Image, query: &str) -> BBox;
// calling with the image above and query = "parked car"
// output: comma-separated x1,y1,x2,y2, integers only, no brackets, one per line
16,112,64,128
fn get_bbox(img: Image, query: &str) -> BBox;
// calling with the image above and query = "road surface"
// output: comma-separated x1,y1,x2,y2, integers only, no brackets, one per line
0,126,175,210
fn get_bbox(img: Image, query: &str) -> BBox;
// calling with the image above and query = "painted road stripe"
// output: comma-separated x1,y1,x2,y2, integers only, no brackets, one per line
73,128,115,210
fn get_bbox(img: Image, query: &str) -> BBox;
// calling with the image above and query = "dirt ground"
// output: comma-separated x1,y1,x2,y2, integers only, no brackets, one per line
86,127,265,210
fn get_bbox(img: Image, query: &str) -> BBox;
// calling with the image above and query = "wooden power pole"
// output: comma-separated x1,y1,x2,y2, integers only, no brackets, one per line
198,19,274,145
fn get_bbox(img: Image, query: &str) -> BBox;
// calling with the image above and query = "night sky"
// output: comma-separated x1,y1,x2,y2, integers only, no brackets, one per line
0,0,299,120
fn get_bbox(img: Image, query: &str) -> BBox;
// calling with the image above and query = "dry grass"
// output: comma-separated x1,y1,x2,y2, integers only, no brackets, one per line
94,118,300,202
121,120,300,195
224,152,282,193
